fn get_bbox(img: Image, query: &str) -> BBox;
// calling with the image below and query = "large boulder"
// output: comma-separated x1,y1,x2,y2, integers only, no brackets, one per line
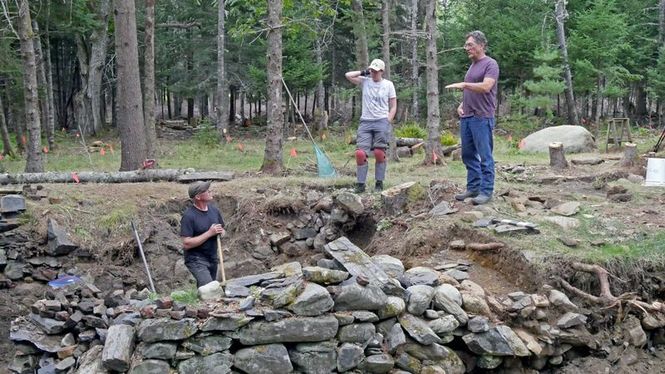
519,125,596,153
236,315,338,345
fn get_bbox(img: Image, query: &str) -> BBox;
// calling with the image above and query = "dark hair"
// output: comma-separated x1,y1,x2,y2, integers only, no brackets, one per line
466,30,488,46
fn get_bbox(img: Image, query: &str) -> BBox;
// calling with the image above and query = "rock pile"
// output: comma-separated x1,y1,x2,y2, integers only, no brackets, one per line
11,235,658,374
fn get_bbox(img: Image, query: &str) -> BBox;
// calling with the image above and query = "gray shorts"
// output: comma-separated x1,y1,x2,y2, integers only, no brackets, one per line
185,256,218,288
357,118,390,153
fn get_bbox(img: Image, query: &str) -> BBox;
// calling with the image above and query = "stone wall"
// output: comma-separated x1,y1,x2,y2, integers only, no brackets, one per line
10,236,661,374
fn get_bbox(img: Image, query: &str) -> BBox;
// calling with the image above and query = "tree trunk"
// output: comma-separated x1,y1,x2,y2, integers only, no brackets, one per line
215,0,229,139
381,0,391,79
261,0,284,174
0,93,13,156
619,143,637,168
381,0,398,162
423,0,442,165
144,0,157,157
594,75,603,127
88,0,111,136
660,0,665,46
74,36,92,135
635,82,648,117
314,40,327,136
17,0,44,172
114,0,148,171
0,169,233,185
31,21,49,140
351,0,369,68
555,0,579,126
549,142,568,169
410,0,420,121
43,6,56,149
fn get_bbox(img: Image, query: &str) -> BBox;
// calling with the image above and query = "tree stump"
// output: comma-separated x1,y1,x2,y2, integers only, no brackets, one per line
381,181,419,215
549,142,569,169
619,142,637,167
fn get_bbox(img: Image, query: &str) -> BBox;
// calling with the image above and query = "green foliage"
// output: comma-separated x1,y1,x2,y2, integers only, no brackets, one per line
440,132,458,146
193,120,221,147
171,288,200,304
395,123,427,139
99,206,137,231
523,48,565,119
647,48,665,101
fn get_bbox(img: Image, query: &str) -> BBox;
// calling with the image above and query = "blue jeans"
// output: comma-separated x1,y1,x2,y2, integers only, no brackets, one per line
460,116,495,196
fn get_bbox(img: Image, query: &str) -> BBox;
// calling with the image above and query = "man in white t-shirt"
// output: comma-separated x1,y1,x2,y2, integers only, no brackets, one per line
345,59,397,193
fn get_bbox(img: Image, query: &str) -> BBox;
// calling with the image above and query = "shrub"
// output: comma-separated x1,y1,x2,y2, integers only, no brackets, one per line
194,119,220,147
395,122,427,139
440,131,458,146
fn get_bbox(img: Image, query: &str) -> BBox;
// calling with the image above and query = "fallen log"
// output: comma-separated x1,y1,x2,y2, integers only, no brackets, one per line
349,136,424,147
0,169,234,185
466,242,504,251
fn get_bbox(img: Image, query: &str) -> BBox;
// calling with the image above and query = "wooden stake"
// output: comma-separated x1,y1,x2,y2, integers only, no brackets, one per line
216,234,226,283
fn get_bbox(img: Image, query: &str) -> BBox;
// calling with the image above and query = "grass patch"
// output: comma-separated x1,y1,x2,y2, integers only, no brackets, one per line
582,231,665,262
99,206,138,231
170,288,200,305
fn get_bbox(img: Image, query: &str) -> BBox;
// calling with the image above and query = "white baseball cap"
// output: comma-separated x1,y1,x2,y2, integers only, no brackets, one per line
368,59,385,71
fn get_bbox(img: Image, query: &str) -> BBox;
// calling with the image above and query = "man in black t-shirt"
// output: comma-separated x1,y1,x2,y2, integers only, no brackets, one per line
180,181,225,287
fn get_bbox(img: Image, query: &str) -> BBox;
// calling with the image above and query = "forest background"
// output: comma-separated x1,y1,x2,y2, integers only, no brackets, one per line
0,0,664,174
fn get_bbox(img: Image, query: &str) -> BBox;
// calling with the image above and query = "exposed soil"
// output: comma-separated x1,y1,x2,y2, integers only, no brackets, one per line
2,156,665,372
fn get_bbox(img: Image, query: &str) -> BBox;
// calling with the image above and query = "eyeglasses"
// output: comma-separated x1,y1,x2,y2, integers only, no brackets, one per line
464,42,476,49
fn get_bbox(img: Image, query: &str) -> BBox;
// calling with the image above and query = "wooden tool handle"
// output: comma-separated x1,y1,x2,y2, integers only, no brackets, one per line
216,234,226,283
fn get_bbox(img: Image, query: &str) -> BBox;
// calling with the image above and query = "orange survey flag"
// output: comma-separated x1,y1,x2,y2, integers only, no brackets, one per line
290,148,297,157
237,143,245,152
100,147,106,156
109,144,115,154
432,150,439,162
71,172,80,184
43,147,49,153
21,135,26,145
0,154,4,161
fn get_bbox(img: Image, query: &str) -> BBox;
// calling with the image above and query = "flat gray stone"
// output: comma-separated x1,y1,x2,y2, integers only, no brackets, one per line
182,335,232,355
335,192,364,215
398,314,441,345
406,285,435,315
428,315,460,335
137,318,198,343
0,194,25,213
140,342,177,360
401,267,439,287
359,354,395,373
333,283,388,311
287,282,334,316
302,266,349,285
46,219,78,256
177,352,232,374
102,324,135,372
236,315,338,345
234,344,293,374
378,296,406,319
432,291,468,325
462,325,530,357
387,323,407,353
429,201,457,216
556,312,587,329
338,323,376,343
325,237,405,297
402,342,465,374
226,271,283,287
129,359,171,374
337,343,364,372
551,201,581,216
371,255,405,278
201,313,254,331
289,341,337,374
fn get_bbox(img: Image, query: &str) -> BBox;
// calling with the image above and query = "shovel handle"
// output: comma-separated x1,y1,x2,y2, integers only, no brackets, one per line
216,234,226,283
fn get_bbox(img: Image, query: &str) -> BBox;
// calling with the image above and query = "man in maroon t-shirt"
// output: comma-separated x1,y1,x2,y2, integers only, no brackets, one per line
446,30,499,205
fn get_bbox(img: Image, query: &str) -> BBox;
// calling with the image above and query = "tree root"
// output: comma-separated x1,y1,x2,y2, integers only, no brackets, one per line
556,262,665,316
